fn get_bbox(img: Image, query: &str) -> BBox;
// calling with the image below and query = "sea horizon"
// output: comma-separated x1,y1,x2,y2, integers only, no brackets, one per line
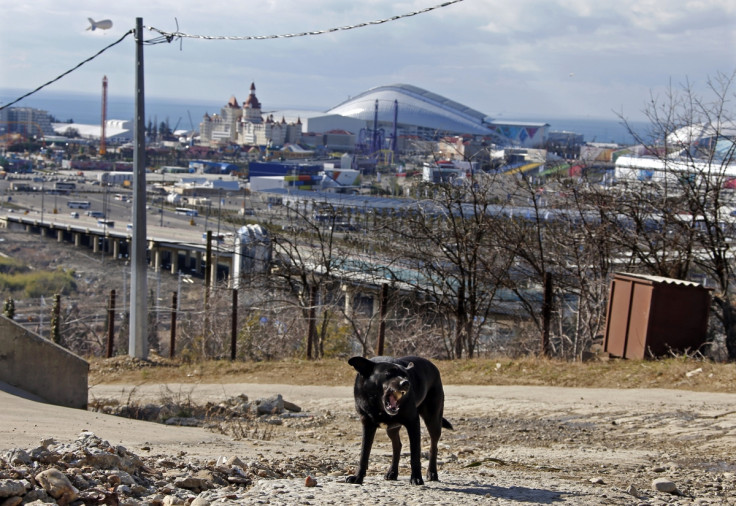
1,88,648,145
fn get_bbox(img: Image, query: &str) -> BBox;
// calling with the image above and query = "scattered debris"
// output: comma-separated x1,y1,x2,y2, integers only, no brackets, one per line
625,484,640,498
686,367,703,378
652,477,680,495
0,431,349,505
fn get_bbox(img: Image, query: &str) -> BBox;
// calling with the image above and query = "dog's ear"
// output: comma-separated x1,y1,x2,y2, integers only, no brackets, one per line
348,356,374,377
405,362,414,370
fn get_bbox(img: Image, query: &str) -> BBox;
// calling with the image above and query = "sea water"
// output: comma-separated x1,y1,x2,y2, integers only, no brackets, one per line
1,89,222,134
1,89,648,145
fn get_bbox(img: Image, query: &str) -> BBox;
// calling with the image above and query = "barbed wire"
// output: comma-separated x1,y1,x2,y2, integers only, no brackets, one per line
144,0,464,42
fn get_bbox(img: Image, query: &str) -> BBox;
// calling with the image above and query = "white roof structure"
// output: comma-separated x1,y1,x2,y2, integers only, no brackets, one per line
321,83,549,146
175,178,240,191
667,122,736,146
327,83,493,136
614,155,736,182
51,120,132,141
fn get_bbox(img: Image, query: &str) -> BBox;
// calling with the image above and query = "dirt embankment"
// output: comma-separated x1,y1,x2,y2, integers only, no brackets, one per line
3,378,736,505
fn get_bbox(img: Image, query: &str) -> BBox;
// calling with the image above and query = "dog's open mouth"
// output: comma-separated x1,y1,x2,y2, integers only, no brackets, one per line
383,389,404,416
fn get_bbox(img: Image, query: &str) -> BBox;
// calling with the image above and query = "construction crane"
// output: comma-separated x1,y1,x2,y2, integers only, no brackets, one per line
100,75,107,155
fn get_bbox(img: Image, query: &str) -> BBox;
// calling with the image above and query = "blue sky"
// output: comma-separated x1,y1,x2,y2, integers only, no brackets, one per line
1,0,734,122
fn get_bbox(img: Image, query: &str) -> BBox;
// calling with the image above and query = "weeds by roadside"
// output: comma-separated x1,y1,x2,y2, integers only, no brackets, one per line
88,354,736,393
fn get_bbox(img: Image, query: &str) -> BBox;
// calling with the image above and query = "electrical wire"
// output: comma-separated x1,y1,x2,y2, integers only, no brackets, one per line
144,0,464,42
0,30,135,111
1,0,464,110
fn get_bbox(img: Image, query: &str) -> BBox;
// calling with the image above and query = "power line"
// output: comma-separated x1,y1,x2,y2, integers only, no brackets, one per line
145,0,465,42
0,30,135,111
0,0,464,110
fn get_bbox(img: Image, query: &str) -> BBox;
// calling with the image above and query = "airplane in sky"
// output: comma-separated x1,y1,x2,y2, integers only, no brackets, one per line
86,18,113,31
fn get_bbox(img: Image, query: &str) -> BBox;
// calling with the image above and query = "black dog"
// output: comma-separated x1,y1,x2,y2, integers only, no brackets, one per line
345,356,452,485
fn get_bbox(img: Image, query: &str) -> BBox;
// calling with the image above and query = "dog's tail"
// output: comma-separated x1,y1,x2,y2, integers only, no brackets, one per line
442,417,454,430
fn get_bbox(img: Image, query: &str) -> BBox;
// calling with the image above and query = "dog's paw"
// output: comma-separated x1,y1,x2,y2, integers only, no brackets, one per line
427,471,439,481
345,475,363,485
384,469,399,481
410,475,425,486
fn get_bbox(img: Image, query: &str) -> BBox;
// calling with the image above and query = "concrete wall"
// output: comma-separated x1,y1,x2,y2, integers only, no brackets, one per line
0,315,89,409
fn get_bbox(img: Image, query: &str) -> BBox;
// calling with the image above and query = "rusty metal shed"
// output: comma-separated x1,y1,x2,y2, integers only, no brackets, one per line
603,272,712,359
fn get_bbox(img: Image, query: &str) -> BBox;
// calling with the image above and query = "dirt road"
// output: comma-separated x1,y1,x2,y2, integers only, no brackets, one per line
2,382,735,504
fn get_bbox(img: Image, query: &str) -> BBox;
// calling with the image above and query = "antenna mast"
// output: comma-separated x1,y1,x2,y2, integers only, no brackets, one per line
100,75,108,155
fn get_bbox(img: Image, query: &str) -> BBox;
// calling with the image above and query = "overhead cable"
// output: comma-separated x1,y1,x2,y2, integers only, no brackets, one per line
1,0,464,109
0,30,135,111
145,0,464,42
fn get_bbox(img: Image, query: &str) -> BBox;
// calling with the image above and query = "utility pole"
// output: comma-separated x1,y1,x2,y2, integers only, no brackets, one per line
100,76,107,156
106,290,115,358
376,283,388,356
129,17,148,359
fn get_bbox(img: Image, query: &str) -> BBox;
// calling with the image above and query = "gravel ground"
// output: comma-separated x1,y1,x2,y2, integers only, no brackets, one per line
4,204,736,504
3,382,736,505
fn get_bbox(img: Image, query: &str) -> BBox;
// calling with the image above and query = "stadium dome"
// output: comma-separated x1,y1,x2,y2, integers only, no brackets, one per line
326,83,495,138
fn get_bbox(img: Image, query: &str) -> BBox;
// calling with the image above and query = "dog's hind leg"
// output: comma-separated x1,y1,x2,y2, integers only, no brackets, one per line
346,422,377,485
421,402,445,481
425,419,442,481
385,425,402,480
406,418,425,485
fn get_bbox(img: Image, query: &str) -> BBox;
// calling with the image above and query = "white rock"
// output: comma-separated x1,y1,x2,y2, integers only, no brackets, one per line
652,477,679,494
35,469,79,501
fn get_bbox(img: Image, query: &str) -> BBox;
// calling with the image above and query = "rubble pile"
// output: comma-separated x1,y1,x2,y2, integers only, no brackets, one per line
1,394,347,505
0,431,347,505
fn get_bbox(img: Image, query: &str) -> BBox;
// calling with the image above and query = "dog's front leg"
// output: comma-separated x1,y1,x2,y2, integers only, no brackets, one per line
406,418,424,485
346,422,377,485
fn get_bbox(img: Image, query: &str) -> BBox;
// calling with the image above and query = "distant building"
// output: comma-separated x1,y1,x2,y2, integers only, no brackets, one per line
422,160,474,183
0,107,55,137
173,178,242,198
188,160,240,175
275,144,314,160
614,155,736,184
52,120,133,143
547,130,585,159
199,82,562,155
580,143,625,163
248,161,321,178
327,84,550,148
199,83,302,148
613,122,736,183
248,160,360,192
484,120,549,148
323,130,356,151
548,130,584,147
301,114,365,137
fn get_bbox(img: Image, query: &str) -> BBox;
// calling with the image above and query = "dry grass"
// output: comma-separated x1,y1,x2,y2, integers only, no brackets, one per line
89,355,736,393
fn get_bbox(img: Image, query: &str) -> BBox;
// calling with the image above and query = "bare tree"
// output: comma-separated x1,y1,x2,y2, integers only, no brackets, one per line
544,182,615,358
476,163,618,359
271,201,373,358
613,71,736,359
381,173,514,358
